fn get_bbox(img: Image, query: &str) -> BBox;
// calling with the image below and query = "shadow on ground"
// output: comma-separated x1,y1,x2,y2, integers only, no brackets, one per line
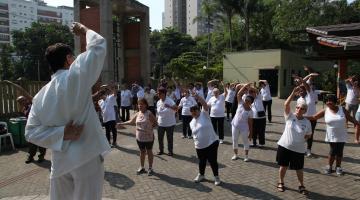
153,172,212,192
104,171,135,190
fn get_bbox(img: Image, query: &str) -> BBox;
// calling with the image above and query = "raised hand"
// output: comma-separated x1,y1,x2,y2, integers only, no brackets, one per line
71,22,89,36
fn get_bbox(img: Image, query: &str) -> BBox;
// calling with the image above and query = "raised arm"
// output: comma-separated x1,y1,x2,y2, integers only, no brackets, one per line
221,81,228,97
284,87,300,115
3,80,33,101
192,91,209,111
236,83,250,103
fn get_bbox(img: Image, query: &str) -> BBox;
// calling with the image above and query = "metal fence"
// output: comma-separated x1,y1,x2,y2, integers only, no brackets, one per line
0,81,47,115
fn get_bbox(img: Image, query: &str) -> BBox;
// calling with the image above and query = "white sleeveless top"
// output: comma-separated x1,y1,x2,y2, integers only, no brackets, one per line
324,106,347,143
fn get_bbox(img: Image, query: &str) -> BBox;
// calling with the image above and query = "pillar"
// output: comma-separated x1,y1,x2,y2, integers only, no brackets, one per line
140,8,150,85
99,0,114,83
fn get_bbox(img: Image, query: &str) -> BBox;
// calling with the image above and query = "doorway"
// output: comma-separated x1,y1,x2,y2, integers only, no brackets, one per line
259,69,278,96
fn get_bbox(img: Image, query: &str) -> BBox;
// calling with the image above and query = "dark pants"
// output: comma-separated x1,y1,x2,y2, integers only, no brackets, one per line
121,106,131,122
182,115,193,137
225,101,233,119
196,140,219,176
104,120,117,144
158,126,175,153
211,117,224,140
28,143,46,159
307,120,317,150
252,118,266,145
262,100,272,122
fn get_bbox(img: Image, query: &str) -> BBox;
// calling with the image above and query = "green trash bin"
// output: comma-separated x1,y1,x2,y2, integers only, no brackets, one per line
8,119,21,147
18,117,28,147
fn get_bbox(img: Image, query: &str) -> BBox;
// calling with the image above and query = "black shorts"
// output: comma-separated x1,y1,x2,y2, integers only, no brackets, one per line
276,145,304,170
329,142,345,157
137,140,154,150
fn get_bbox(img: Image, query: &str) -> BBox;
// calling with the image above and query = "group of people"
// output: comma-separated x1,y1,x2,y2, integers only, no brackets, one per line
5,22,355,199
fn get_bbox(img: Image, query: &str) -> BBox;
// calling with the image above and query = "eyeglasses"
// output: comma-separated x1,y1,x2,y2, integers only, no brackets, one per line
296,106,306,111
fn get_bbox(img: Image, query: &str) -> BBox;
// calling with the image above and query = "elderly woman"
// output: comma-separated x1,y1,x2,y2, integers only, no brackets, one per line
118,98,157,176
207,82,228,143
306,94,359,175
277,87,311,194
231,83,253,162
190,92,221,186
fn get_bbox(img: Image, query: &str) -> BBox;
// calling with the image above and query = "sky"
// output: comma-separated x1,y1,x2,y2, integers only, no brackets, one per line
43,0,164,30
44,0,355,31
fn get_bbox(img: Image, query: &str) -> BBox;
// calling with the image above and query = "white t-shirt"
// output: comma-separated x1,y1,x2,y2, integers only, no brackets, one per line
345,83,359,105
144,92,156,106
260,85,272,101
190,110,219,149
179,96,197,116
251,94,265,119
324,106,347,143
156,97,176,127
207,94,226,117
137,87,145,99
231,101,253,133
195,87,205,99
225,88,236,103
99,94,117,123
277,113,311,153
206,87,214,102
120,89,132,107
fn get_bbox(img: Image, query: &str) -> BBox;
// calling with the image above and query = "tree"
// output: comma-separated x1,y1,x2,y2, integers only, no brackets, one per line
12,22,74,81
0,44,14,80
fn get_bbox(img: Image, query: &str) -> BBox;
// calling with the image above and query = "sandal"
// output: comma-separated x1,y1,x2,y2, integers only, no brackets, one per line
298,186,307,195
277,183,285,192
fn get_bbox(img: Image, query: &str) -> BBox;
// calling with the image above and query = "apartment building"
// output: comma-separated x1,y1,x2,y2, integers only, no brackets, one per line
0,0,73,44
163,0,213,38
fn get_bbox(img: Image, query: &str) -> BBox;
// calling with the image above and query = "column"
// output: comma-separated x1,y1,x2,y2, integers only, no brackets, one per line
99,0,114,83
140,9,150,85
337,59,347,99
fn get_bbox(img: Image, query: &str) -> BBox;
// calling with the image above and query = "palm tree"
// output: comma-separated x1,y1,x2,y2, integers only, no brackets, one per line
214,0,237,51
235,0,263,50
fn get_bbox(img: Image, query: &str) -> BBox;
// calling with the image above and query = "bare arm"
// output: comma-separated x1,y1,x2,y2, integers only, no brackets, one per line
192,91,209,111
344,107,360,125
306,109,325,121
236,83,250,103
118,113,138,126
149,112,158,127
284,87,300,115
221,81,228,97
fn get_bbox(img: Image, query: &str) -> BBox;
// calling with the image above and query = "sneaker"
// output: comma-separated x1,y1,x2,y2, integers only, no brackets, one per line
305,149,311,157
244,156,249,162
219,140,224,144
25,157,34,164
181,136,186,139
167,152,173,156
231,155,239,160
147,168,154,176
188,136,193,139
157,151,164,155
250,144,257,147
214,176,221,186
136,167,146,175
37,157,45,163
258,144,264,148
194,174,205,183
336,167,344,176
324,165,332,174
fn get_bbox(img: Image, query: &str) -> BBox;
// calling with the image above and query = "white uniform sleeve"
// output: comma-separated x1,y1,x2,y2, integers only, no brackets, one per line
66,30,107,106
25,107,68,152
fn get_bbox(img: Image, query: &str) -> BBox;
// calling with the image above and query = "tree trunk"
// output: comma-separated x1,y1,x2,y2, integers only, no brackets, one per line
228,13,233,51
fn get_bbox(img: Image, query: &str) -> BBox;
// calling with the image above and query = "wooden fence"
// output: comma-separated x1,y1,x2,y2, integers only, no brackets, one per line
0,81,47,116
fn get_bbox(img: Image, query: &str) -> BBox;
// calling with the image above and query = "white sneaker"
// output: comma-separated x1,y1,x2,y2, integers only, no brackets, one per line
219,140,224,144
305,149,311,157
214,176,221,186
231,155,239,160
336,167,344,176
244,156,249,162
194,174,205,183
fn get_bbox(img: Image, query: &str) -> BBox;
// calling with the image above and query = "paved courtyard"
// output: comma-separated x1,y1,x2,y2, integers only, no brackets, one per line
1,98,360,200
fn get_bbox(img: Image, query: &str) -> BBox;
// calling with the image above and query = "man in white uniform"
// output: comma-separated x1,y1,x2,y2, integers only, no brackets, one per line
25,22,111,200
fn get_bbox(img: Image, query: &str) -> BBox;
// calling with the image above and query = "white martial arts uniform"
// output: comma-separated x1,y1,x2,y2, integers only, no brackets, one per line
25,30,111,200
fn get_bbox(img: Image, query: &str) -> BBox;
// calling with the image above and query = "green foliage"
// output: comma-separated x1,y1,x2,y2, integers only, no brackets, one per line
320,67,337,93
0,44,14,80
11,22,74,81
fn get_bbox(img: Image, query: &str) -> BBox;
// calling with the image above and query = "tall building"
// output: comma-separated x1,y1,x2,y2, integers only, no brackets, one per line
163,0,186,33
163,0,212,38
0,0,73,44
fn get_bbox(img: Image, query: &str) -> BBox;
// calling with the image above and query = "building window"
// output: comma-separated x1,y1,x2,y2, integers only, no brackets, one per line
283,69,287,86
